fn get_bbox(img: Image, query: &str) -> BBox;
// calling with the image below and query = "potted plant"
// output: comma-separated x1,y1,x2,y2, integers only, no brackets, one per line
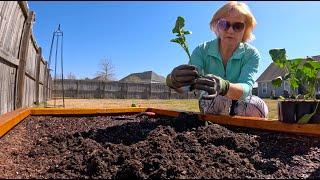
269,49,320,123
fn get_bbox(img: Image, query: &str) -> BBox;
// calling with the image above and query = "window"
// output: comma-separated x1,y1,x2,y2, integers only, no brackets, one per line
262,83,267,94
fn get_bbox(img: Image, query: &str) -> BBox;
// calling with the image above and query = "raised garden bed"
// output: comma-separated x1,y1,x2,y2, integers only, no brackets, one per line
1,111,320,179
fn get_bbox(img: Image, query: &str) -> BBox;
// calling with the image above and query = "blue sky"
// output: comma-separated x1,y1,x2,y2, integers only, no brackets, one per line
28,1,320,82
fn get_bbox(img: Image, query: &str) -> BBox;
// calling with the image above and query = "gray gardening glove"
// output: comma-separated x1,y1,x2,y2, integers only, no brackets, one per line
194,74,230,99
166,64,199,89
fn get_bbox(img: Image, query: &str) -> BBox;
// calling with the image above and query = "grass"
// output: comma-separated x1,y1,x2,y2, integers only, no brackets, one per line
42,98,278,119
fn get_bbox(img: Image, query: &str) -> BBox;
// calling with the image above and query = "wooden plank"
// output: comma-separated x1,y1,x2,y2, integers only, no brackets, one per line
0,108,30,138
0,2,14,50
199,114,320,137
0,50,20,67
43,62,48,103
15,11,34,109
1,107,320,139
1,63,9,114
26,39,37,77
35,47,41,104
7,3,19,57
23,76,36,107
147,108,181,117
147,108,320,137
13,10,25,58
2,2,15,54
39,58,44,84
8,67,16,114
0,63,3,114
17,1,28,18
30,33,39,52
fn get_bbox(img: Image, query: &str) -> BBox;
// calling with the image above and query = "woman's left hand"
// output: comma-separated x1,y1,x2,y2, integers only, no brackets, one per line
194,74,230,99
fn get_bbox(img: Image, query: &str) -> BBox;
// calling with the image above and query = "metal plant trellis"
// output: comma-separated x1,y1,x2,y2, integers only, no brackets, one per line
45,24,65,108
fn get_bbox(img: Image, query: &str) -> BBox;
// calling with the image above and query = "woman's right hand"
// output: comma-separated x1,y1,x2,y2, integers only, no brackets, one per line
166,64,199,89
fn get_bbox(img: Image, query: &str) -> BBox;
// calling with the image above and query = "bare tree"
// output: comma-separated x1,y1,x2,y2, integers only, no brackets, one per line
96,57,116,81
66,72,76,79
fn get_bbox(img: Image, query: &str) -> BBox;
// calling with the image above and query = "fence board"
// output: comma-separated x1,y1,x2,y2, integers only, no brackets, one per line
0,1,52,115
53,80,199,99
0,61,16,114
26,38,37,78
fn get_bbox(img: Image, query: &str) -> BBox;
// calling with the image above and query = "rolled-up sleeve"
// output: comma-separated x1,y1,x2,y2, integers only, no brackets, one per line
238,48,260,100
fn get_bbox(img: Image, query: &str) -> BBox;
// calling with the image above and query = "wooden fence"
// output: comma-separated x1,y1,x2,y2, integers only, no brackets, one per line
0,1,52,115
53,79,200,99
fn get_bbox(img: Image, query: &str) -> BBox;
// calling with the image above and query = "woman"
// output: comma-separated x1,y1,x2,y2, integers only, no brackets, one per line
166,1,269,118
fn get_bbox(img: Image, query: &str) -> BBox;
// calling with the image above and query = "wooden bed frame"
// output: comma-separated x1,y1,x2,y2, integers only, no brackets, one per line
1,107,320,138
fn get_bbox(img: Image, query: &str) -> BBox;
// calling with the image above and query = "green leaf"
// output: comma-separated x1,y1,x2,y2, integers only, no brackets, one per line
289,77,299,89
289,58,303,69
302,63,317,78
183,30,192,35
171,16,192,62
283,73,291,80
170,38,183,44
272,76,283,87
305,61,320,70
172,16,185,34
297,112,314,124
297,102,319,124
269,49,287,61
269,49,287,68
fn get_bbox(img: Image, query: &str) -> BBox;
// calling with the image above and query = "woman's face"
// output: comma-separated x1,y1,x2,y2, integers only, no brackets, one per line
216,14,246,47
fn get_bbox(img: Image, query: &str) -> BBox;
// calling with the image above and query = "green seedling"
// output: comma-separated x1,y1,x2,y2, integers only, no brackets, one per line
170,16,192,64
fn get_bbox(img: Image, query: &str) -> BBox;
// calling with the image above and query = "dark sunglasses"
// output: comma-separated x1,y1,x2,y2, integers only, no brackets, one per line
217,19,245,32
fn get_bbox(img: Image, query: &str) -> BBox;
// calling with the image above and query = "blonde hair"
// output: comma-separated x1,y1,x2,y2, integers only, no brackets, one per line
210,1,257,42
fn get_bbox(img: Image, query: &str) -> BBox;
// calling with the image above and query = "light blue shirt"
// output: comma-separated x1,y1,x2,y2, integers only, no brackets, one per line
188,38,260,100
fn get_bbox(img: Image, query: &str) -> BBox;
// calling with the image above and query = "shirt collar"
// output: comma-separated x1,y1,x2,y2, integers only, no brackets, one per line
208,38,245,60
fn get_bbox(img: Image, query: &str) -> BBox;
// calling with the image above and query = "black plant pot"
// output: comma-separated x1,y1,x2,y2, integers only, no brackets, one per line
295,101,316,121
278,100,320,123
278,101,297,123
310,102,320,123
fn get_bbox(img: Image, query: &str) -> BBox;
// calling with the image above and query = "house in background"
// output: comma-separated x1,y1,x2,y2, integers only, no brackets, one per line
256,55,320,98
119,71,166,83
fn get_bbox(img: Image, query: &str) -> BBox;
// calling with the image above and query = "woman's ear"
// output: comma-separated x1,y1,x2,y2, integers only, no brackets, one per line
211,23,218,36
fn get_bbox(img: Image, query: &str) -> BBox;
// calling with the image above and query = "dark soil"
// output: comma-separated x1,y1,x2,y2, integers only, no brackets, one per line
0,113,320,179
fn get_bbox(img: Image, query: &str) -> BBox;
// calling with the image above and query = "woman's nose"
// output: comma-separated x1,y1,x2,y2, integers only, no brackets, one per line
227,26,235,33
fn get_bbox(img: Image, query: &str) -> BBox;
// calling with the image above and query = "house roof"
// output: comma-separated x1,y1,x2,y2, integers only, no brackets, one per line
256,62,287,82
312,55,320,61
119,71,166,83
92,75,110,81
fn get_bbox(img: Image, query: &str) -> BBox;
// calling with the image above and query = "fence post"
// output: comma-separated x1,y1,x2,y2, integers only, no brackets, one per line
43,61,47,103
15,11,35,109
35,47,42,105
149,83,152,99
44,63,50,103
125,83,128,99
76,80,79,98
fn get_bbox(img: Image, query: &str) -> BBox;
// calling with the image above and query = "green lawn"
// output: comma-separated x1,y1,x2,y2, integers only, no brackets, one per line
45,98,279,119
